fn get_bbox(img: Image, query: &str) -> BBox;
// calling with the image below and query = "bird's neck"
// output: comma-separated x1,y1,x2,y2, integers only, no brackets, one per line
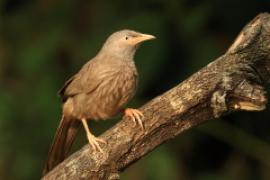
96,49,136,66
99,44,136,61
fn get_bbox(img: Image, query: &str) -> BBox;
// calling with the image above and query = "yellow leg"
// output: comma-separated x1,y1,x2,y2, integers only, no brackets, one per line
81,118,106,152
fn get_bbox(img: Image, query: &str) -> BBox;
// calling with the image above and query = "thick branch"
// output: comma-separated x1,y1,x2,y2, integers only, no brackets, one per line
43,13,270,180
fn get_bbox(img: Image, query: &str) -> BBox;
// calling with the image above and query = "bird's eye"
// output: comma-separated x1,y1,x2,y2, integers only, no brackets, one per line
125,36,129,40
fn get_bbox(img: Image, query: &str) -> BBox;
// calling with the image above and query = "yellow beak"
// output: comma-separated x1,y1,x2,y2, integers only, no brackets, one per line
129,33,156,45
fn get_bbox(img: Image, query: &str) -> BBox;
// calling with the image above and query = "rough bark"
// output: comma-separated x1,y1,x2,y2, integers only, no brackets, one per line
43,13,270,180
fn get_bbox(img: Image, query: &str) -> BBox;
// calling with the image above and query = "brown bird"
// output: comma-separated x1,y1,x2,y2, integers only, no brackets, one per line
43,29,155,175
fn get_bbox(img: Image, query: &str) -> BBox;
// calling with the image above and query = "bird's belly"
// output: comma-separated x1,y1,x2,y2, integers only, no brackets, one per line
72,71,137,120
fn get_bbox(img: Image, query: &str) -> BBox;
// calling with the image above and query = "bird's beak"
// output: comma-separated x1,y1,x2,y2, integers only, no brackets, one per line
129,33,156,45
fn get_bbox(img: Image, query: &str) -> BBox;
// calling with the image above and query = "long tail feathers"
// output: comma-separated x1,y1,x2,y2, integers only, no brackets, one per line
42,115,80,176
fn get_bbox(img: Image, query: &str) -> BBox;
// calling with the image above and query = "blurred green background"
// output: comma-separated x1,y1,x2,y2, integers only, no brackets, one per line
1,0,270,179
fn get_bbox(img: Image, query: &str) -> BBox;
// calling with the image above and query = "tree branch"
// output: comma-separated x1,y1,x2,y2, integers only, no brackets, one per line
43,13,270,180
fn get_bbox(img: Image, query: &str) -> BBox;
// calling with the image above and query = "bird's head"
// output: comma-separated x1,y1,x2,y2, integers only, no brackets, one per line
100,29,156,59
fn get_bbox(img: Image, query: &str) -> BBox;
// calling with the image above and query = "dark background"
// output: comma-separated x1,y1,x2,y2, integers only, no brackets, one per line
1,0,270,179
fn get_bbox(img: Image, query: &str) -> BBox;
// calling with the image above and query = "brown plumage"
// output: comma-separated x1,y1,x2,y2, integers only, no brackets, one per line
43,29,155,175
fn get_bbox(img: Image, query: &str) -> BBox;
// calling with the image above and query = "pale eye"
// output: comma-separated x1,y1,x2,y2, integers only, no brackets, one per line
125,36,129,40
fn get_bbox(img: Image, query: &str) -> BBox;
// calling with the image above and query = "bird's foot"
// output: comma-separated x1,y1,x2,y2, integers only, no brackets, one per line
124,108,144,130
86,133,106,153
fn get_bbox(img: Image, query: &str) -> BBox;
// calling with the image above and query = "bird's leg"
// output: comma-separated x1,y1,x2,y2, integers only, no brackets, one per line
124,108,144,130
81,118,106,152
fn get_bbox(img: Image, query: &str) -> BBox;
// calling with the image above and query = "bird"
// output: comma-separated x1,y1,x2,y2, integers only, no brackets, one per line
42,29,156,175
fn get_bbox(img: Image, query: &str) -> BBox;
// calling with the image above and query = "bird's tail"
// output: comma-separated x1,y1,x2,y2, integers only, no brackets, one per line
42,115,80,176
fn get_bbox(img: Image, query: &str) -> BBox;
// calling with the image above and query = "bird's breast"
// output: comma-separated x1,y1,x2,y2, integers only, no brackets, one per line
80,65,138,120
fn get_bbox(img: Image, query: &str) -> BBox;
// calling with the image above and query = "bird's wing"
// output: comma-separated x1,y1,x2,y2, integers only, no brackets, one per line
58,57,121,101
58,60,102,101
58,75,76,97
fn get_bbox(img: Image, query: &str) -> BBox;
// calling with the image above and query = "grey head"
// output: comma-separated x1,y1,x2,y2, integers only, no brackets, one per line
99,29,155,60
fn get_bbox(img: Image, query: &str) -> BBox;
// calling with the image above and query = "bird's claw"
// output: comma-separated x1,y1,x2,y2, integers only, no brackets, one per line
124,108,144,130
87,133,106,153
